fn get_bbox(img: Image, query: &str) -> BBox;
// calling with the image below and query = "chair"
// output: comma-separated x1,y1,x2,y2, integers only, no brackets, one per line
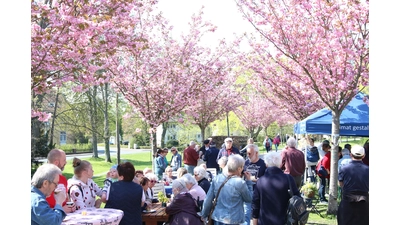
206,168,217,179
152,182,166,199
304,196,324,218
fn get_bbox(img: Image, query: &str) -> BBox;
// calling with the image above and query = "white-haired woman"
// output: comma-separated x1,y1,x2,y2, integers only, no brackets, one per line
181,173,206,202
144,173,159,203
194,166,211,194
252,151,300,225
201,154,253,225
165,179,203,225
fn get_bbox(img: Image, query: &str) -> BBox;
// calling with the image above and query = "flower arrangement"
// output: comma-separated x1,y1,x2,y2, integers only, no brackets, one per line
157,192,169,204
300,182,318,198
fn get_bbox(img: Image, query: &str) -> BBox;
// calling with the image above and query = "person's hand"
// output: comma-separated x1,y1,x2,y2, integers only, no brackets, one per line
62,203,76,213
54,191,66,206
106,171,111,179
95,199,102,208
101,192,107,203
243,171,251,181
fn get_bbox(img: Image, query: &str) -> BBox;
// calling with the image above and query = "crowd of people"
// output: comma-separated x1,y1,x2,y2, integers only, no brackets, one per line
31,136,369,225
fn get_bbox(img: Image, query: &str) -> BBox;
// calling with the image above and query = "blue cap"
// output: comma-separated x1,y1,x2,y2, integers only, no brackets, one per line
111,164,118,170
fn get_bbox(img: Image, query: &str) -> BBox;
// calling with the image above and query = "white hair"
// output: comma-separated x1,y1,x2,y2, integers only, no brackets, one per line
247,144,259,153
226,154,245,173
264,151,282,167
145,172,158,181
194,166,209,179
287,137,297,148
181,173,197,185
172,178,188,192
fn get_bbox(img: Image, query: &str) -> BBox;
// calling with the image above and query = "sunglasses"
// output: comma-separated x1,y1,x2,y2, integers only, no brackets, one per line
150,180,157,183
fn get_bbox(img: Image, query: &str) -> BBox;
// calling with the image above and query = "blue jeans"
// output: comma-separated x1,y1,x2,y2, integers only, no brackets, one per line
243,202,251,225
318,176,327,201
213,220,239,225
184,164,195,175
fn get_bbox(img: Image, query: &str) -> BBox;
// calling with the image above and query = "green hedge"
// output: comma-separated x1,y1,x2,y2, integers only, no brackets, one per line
59,143,93,154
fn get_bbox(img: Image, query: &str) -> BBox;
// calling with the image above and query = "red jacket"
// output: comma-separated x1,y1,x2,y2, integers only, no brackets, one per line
46,174,68,208
183,146,199,166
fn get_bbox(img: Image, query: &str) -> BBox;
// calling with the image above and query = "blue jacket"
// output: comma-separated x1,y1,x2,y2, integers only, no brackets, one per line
203,146,220,170
31,186,66,225
154,155,167,179
201,173,253,224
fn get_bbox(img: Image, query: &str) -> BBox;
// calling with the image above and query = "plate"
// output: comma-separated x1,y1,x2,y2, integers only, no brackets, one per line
142,209,156,213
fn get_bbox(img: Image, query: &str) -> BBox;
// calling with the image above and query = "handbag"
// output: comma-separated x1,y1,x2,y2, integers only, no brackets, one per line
207,175,233,225
317,164,328,178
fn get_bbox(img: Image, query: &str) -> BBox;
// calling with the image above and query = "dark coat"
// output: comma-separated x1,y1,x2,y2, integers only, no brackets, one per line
203,146,220,170
165,192,203,225
105,181,143,225
252,166,300,225
198,177,211,194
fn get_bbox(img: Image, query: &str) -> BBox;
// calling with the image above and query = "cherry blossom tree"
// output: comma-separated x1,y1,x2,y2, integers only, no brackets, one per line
234,94,278,139
236,0,369,213
184,72,245,141
110,6,243,155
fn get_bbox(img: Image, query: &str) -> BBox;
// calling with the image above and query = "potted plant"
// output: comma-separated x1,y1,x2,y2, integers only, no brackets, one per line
157,192,169,207
300,182,318,199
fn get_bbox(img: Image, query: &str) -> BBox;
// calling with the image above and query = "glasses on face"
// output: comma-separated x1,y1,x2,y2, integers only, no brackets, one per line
50,180,58,186
194,174,199,176
166,170,172,172
150,180,157,183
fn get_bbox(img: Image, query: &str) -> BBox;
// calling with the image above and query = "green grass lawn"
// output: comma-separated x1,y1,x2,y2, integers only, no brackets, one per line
62,152,338,224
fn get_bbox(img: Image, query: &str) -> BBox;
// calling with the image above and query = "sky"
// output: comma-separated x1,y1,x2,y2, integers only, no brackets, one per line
2,0,399,223
156,0,256,49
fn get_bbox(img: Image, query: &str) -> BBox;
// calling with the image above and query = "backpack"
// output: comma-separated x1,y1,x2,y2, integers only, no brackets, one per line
306,146,319,162
265,139,270,148
286,175,309,225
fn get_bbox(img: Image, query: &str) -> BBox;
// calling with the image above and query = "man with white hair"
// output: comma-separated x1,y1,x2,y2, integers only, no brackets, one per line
243,144,266,225
183,141,199,175
337,145,369,225
280,137,306,189
31,164,67,225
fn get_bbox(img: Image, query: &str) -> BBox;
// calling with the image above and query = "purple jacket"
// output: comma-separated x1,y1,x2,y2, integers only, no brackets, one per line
165,192,203,225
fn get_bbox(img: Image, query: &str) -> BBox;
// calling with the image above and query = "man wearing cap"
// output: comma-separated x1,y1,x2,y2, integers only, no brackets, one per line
170,146,182,171
216,137,240,163
337,145,369,225
203,141,220,172
198,139,211,161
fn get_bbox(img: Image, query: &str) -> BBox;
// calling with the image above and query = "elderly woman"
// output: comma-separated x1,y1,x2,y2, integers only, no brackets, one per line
165,179,204,225
163,166,176,185
181,173,206,202
193,166,211,194
217,156,228,174
201,154,253,225
144,173,159,203
252,152,300,225
176,167,188,178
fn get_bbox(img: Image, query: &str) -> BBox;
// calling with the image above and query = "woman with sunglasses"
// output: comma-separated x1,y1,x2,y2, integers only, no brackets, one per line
144,173,159,203
67,158,102,209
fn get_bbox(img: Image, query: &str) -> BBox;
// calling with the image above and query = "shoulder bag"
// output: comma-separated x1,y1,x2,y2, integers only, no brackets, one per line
207,175,233,225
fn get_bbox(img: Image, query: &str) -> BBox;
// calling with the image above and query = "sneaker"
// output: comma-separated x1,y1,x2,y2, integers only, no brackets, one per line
319,200,328,204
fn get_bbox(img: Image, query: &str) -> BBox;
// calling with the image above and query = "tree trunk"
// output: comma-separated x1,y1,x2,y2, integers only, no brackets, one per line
200,124,206,142
116,93,120,164
103,83,111,163
49,88,60,147
151,131,157,171
253,126,263,141
161,122,168,148
327,110,340,214
88,86,99,158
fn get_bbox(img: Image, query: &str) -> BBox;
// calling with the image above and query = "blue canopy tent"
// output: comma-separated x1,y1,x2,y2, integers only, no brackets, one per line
293,92,369,137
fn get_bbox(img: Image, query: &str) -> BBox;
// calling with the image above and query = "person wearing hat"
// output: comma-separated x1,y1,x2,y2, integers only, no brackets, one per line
203,141,220,173
216,137,240,167
337,145,369,225
198,139,211,161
